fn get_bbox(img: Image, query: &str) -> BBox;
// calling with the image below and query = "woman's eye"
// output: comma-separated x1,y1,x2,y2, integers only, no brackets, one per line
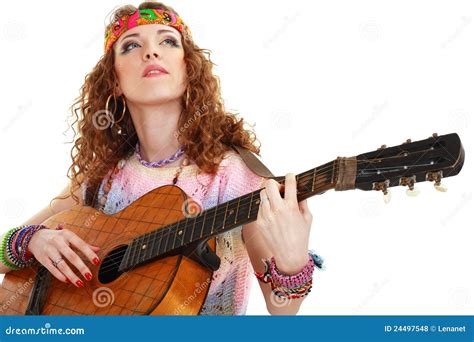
121,38,179,54
162,38,179,47
122,42,139,53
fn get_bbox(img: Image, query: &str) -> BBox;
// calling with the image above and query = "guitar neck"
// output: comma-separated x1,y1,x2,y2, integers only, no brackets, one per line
120,159,337,271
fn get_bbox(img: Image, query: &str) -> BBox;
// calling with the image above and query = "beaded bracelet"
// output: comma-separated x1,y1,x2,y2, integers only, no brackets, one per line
6,228,29,268
0,226,25,270
255,251,324,299
18,225,47,264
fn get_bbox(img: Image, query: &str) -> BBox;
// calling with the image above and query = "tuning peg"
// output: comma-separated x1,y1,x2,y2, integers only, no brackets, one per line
406,188,421,197
373,180,391,203
400,176,420,197
432,132,438,139
402,139,412,145
377,144,387,150
426,171,447,192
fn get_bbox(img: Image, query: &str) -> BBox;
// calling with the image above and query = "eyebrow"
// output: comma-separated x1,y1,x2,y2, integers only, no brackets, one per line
118,29,179,45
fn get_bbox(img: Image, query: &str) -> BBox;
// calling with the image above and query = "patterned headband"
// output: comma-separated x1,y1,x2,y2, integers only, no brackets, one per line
104,8,192,53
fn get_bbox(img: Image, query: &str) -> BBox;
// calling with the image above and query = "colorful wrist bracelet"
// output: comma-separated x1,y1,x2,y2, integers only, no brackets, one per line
0,226,25,270
269,255,315,289
19,225,47,264
254,250,325,299
6,228,29,268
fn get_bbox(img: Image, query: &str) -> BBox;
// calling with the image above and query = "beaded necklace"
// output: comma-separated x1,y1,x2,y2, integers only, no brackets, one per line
97,145,189,211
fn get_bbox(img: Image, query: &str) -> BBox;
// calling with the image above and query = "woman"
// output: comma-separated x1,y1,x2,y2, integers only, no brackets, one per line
0,1,320,315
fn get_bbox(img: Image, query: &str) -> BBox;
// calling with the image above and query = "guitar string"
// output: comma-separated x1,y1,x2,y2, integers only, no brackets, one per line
95,145,442,273
86,146,442,273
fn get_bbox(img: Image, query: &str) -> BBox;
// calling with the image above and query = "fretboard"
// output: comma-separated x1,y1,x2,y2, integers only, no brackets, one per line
119,159,336,272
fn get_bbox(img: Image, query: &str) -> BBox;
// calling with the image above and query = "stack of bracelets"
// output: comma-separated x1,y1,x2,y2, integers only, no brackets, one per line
0,224,49,270
255,250,324,299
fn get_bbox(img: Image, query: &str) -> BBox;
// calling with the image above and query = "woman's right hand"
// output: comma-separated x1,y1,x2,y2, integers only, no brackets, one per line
27,226,101,287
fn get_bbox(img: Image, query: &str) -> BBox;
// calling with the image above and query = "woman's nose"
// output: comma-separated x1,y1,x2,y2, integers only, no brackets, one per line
145,52,159,59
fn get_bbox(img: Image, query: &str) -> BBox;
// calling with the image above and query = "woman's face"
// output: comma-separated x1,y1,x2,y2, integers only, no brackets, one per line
113,24,186,106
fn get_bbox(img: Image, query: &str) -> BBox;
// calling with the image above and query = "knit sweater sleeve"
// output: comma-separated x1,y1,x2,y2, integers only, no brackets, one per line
217,150,267,205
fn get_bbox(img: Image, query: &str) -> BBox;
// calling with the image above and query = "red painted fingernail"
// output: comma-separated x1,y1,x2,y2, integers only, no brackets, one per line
76,280,84,287
85,272,92,281
93,257,100,265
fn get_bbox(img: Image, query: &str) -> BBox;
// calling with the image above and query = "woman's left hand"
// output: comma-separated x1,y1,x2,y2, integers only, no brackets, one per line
256,173,313,274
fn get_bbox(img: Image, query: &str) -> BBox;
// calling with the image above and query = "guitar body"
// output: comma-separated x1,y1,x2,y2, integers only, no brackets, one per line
0,185,214,315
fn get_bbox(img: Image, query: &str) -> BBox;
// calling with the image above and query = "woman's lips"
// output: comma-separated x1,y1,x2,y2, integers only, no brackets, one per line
144,71,168,78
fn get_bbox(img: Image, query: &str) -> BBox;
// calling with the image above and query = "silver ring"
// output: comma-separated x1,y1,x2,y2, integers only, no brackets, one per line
52,257,64,268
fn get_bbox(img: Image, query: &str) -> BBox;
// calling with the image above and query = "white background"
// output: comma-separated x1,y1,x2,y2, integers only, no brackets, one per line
0,0,473,315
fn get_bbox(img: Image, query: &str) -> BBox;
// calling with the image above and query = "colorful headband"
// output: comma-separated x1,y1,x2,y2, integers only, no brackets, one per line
104,8,192,53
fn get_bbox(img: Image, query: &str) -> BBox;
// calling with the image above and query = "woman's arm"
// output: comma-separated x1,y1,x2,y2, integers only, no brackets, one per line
0,182,83,274
243,175,314,315
243,219,309,315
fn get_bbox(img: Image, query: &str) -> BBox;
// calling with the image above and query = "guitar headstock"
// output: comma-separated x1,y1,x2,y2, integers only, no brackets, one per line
335,133,464,202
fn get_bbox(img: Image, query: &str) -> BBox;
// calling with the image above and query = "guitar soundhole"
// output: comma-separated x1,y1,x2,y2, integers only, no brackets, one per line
98,245,127,284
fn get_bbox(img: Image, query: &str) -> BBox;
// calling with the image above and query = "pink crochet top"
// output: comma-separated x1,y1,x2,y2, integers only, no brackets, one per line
82,149,265,315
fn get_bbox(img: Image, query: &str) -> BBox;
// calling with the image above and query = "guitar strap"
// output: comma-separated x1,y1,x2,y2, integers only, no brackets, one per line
230,144,276,179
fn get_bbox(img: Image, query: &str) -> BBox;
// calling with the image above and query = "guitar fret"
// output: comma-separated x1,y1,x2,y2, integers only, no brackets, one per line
145,231,152,261
199,210,207,239
183,217,193,245
221,201,229,233
210,206,217,234
157,228,166,256
191,214,198,242
150,229,161,258
234,197,241,224
163,226,172,254
122,242,131,270
247,192,254,219
131,235,142,267
312,167,316,192
171,220,179,250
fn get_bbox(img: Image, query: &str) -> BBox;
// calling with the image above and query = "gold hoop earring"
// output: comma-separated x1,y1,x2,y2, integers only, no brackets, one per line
105,94,126,125
185,88,190,108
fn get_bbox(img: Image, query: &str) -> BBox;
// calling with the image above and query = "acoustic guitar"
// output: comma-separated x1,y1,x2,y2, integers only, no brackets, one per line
0,132,465,315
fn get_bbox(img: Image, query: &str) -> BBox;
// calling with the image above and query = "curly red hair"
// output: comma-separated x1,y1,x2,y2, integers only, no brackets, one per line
53,1,262,207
